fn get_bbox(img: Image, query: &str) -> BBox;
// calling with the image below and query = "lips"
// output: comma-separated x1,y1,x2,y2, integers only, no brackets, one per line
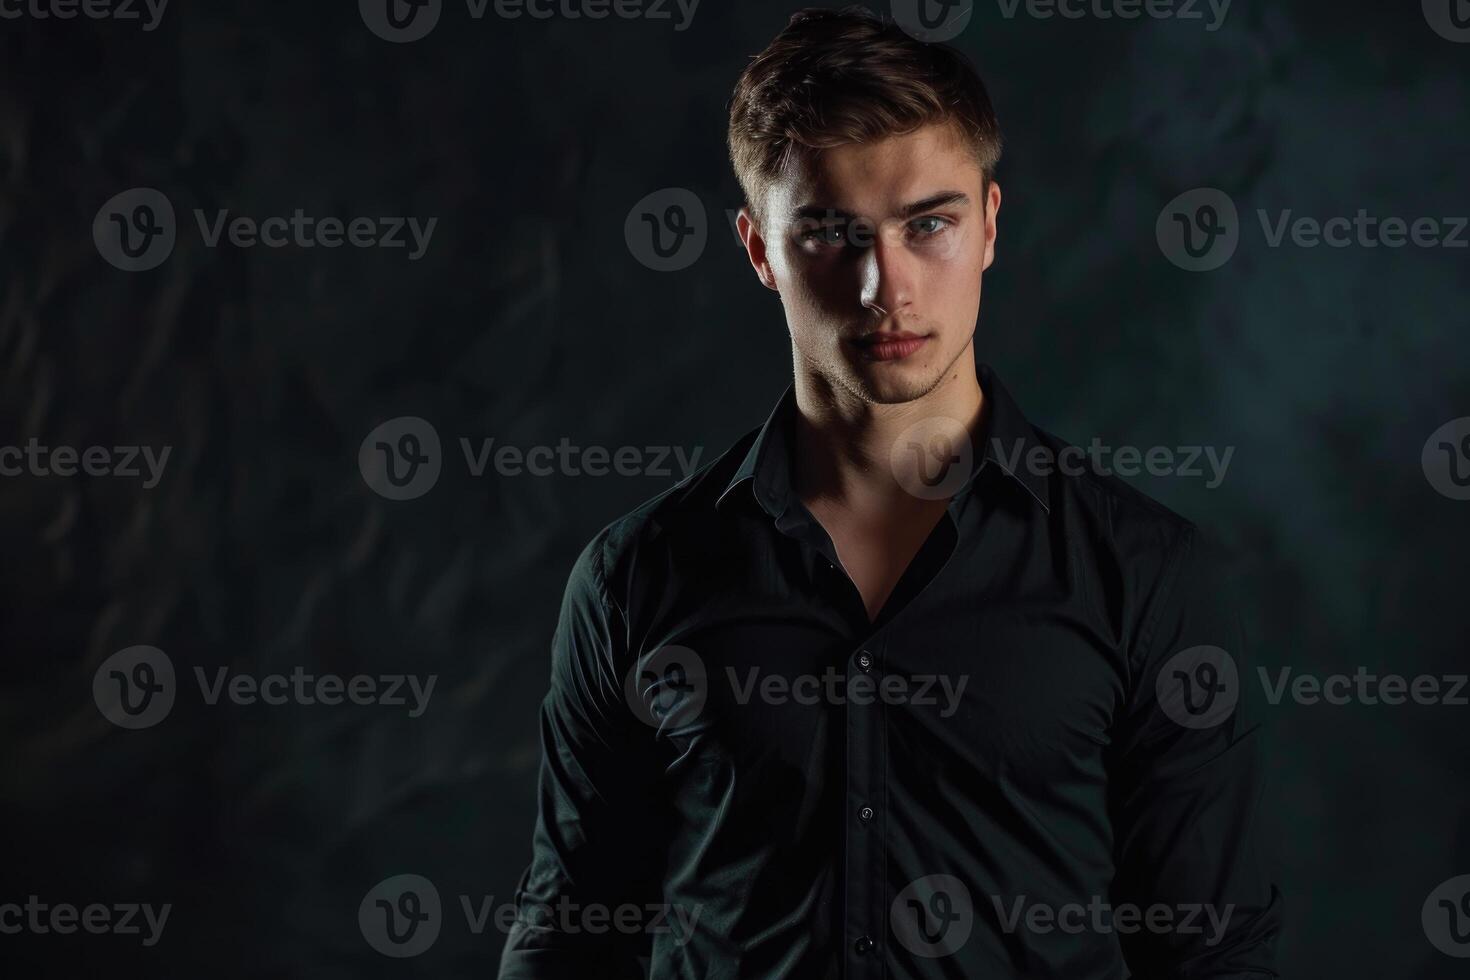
852,331,930,362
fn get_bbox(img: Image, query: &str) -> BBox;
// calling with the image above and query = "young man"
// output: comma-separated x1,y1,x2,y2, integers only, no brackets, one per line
499,7,1282,978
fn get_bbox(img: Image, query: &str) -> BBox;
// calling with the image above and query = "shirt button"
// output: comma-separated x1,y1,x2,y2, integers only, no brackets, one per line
856,651,873,672
853,935,876,955
858,806,874,822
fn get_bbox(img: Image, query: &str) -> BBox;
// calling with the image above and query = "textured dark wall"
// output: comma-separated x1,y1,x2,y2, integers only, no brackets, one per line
1,0,1468,976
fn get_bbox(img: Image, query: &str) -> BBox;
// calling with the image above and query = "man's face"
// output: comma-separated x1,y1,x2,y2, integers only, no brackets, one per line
739,122,1000,406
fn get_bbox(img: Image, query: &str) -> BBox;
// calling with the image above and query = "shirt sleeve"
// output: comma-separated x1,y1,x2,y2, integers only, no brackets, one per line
1108,525,1285,978
497,531,667,980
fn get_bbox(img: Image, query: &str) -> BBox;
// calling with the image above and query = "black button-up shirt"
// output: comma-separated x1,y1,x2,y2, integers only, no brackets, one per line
499,363,1283,979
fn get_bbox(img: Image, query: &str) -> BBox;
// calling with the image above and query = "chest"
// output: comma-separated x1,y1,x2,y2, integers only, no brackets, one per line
806,497,952,623
626,522,1127,796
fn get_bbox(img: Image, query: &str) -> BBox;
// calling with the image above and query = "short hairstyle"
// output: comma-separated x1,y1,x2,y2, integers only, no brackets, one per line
726,5,1003,231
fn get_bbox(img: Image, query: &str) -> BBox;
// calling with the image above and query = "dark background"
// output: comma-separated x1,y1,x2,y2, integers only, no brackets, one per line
2,0,1468,976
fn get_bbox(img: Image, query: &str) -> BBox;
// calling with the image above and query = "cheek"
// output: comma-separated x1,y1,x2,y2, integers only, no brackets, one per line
771,240,829,299
778,249,854,312
920,230,984,297
766,235,796,280
949,222,988,271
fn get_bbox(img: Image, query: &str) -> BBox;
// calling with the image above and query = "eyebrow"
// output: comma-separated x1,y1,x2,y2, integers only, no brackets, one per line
788,191,972,223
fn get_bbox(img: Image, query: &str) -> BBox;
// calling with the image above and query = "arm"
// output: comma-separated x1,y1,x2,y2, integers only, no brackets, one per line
1108,526,1285,978
498,533,666,980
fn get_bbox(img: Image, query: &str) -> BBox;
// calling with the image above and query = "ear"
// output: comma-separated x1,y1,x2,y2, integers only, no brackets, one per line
980,180,1001,273
737,207,780,292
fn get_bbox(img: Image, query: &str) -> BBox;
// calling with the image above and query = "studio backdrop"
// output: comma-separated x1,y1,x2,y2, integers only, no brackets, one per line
1,0,1468,977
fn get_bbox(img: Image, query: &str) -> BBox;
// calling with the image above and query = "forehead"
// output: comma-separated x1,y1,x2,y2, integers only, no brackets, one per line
772,122,982,217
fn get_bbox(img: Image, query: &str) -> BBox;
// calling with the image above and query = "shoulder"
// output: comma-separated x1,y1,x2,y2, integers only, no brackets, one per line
1031,425,1206,569
1023,426,1243,642
568,423,761,603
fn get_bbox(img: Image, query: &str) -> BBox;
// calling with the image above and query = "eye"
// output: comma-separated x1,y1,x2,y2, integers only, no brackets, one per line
909,215,952,237
799,223,848,247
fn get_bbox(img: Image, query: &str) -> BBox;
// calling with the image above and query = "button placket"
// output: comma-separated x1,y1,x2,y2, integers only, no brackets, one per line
844,637,885,977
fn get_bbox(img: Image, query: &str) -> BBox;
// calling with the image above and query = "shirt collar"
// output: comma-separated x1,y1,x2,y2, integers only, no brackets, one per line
971,362,1052,513
715,361,1051,517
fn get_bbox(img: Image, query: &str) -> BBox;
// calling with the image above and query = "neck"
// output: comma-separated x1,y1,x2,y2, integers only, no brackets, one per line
791,342,984,513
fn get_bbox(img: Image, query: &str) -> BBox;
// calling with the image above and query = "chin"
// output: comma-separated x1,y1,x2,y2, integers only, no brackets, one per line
846,362,946,406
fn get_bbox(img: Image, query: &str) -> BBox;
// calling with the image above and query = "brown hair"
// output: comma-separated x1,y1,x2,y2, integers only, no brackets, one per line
727,5,1003,231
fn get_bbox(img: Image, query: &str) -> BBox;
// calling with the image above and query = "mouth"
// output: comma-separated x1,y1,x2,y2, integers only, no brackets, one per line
849,329,932,362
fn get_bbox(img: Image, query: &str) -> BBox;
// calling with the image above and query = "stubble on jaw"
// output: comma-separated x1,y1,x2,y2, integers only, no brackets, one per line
799,329,976,410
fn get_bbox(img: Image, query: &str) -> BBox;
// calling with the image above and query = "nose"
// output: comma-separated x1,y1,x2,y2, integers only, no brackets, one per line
858,223,916,318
